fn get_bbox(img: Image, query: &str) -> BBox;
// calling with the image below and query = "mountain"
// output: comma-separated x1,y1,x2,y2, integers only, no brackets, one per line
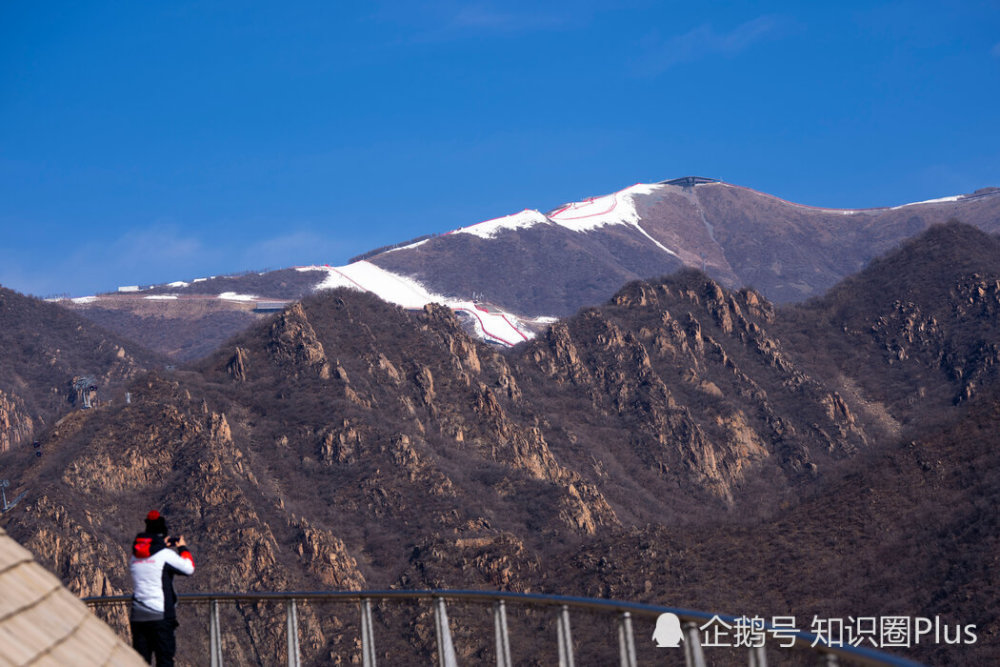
4,223,1000,664
56,179,1000,360
0,285,162,453
368,180,1000,310
778,222,1000,425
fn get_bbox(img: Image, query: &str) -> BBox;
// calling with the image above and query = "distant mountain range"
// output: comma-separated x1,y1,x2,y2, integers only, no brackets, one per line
54,178,1000,360
3,222,1000,663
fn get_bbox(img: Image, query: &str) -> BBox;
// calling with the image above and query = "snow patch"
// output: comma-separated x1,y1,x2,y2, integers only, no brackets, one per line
217,292,257,302
389,238,429,252
892,194,964,210
167,281,190,288
626,183,664,196
446,182,677,257
450,209,549,239
398,239,430,252
145,295,179,300
549,183,661,231
71,296,98,304
547,183,679,257
309,261,532,346
549,193,620,230
311,262,438,309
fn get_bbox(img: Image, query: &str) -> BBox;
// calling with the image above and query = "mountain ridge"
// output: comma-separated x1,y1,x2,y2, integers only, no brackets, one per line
52,179,1000,361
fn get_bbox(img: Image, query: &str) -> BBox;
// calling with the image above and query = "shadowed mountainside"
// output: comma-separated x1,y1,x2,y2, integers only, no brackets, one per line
778,221,1000,425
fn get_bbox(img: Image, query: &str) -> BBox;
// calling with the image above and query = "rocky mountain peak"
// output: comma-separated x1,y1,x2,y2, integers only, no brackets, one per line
267,302,331,379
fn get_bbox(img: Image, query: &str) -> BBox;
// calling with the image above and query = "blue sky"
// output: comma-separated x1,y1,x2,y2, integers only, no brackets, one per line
2,1,998,297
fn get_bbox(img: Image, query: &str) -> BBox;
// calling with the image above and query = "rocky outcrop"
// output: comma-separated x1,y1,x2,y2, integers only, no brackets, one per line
870,300,943,363
267,303,331,379
530,322,592,385
0,389,33,453
418,303,483,376
317,418,368,465
16,496,126,600
291,517,366,589
227,346,250,381
946,276,1000,403
952,273,1000,319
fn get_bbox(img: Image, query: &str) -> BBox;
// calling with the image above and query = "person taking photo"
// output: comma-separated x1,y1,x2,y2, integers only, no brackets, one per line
129,510,195,666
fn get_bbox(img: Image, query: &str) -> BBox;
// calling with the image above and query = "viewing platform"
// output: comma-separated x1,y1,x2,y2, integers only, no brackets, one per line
83,589,924,667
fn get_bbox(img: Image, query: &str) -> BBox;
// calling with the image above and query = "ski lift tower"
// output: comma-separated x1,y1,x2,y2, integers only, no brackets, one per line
73,376,98,409
1,479,26,513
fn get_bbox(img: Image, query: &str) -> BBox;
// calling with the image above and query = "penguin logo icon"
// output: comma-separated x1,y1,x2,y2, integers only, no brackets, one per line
652,613,684,647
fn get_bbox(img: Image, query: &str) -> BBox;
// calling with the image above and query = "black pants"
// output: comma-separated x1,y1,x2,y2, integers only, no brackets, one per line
130,618,177,666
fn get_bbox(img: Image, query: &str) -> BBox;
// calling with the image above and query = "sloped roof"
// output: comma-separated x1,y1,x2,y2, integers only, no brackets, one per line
0,527,144,666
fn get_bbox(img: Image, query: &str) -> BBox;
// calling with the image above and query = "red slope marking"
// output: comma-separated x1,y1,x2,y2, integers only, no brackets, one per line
456,307,523,347
500,314,529,341
327,267,375,294
549,193,619,221
330,265,526,347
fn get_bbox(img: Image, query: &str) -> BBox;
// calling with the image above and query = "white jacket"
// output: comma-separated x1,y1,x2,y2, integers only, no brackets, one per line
129,535,195,622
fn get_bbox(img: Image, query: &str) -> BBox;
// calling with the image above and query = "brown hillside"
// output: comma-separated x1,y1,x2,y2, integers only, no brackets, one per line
778,222,1000,425
0,285,162,452
2,223,1000,663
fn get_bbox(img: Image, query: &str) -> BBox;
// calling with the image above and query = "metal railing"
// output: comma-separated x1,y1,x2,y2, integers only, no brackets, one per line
83,589,924,667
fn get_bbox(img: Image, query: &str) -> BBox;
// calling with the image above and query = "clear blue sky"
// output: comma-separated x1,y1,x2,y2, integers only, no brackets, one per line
2,1,998,297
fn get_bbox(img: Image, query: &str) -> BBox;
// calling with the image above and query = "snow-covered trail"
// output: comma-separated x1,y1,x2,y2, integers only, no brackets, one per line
299,262,532,346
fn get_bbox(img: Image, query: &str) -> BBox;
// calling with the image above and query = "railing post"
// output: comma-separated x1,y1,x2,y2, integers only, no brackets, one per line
433,597,459,667
682,622,706,667
286,599,300,667
748,644,767,666
360,597,376,667
556,605,575,667
617,611,637,667
493,600,512,667
209,599,223,667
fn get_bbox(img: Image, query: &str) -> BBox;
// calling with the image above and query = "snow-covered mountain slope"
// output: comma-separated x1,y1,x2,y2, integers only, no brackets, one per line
368,178,1000,311
447,183,680,258
297,261,534,346
55,178,1000,358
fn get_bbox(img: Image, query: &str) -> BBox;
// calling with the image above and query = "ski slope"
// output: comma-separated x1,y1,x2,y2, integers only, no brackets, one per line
449,209,550,239
298,182,689,346
300,262,532,346
448,182,678,257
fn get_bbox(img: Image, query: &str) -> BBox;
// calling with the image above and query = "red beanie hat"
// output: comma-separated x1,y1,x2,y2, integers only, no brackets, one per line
145,510,168,534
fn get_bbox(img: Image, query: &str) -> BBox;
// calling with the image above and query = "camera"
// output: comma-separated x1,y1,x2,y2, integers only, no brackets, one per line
166,536,179,547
